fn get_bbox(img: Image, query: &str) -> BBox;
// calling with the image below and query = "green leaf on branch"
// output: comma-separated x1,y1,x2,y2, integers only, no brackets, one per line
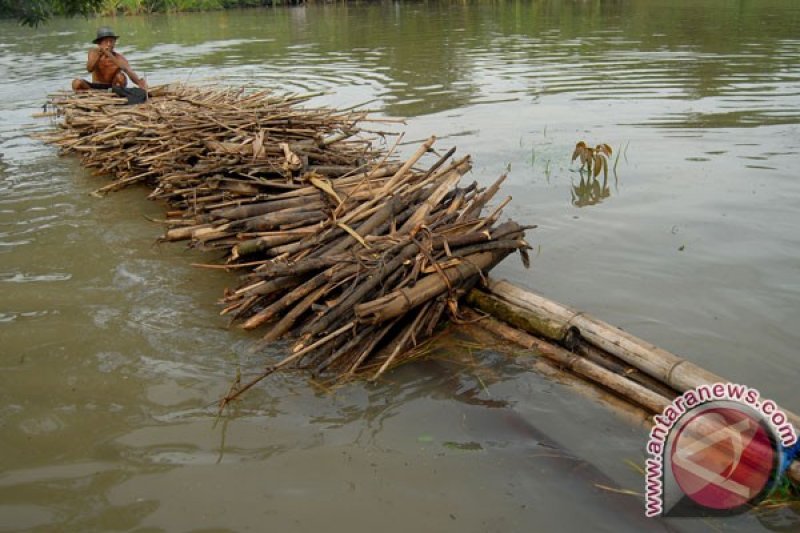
0,0,105,26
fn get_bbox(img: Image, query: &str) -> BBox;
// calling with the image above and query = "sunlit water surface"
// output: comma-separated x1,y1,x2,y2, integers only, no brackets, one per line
1,1,799,531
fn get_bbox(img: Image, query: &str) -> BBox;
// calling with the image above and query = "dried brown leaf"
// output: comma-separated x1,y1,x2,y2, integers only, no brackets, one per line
593,153,603,178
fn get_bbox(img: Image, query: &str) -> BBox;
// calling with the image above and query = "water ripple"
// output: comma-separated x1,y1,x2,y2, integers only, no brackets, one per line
0,272,72,283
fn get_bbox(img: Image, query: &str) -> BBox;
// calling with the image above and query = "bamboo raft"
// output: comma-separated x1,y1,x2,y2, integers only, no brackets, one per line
38,84,798,486
38,85,532,404
466,281,800,484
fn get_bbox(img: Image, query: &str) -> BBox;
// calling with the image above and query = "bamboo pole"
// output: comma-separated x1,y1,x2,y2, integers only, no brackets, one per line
476,279,800,427
463,307,800,484
482,281,726,390
469,279,800,483
462,309,671,413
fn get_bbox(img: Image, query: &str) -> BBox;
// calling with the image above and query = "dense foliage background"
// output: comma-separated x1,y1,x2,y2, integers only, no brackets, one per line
0,0,288,25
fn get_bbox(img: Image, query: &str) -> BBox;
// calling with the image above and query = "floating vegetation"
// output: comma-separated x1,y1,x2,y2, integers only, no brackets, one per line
571,141,613,180
570,141,614,207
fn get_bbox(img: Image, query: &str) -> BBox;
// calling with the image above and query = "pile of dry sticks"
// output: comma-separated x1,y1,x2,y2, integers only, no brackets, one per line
39,84,531,403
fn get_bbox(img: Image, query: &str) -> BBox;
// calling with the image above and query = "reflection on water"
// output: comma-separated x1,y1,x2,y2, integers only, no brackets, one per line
1,1,799,531
569,141,615,207
571,173,612,207
755,504,800,531
1,0,798,123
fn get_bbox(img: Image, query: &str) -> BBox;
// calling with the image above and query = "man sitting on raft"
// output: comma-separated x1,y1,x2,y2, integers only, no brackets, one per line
72,27,148,92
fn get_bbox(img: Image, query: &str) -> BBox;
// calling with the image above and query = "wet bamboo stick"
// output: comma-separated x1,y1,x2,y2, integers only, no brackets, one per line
471,279,800,431
461,308,672,413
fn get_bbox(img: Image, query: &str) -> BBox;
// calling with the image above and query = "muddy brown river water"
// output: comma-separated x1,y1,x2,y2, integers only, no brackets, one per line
1,1,799,531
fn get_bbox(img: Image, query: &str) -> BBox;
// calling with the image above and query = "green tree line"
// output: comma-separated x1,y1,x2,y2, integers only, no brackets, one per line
0,0,104,25
0,0,289,25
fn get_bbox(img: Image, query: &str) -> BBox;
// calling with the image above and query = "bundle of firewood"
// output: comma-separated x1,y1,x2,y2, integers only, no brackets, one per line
38,84,531,401
40,84,379,197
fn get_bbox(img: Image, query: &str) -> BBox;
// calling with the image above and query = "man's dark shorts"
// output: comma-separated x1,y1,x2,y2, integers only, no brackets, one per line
81,81,113,90
77,81,148,104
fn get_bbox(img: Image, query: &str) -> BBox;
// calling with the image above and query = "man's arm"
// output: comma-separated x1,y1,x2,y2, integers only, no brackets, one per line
86,48,102,73
101,50,148,91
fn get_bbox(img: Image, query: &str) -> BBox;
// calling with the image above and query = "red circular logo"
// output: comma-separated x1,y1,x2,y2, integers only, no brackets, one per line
670,407,776,510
